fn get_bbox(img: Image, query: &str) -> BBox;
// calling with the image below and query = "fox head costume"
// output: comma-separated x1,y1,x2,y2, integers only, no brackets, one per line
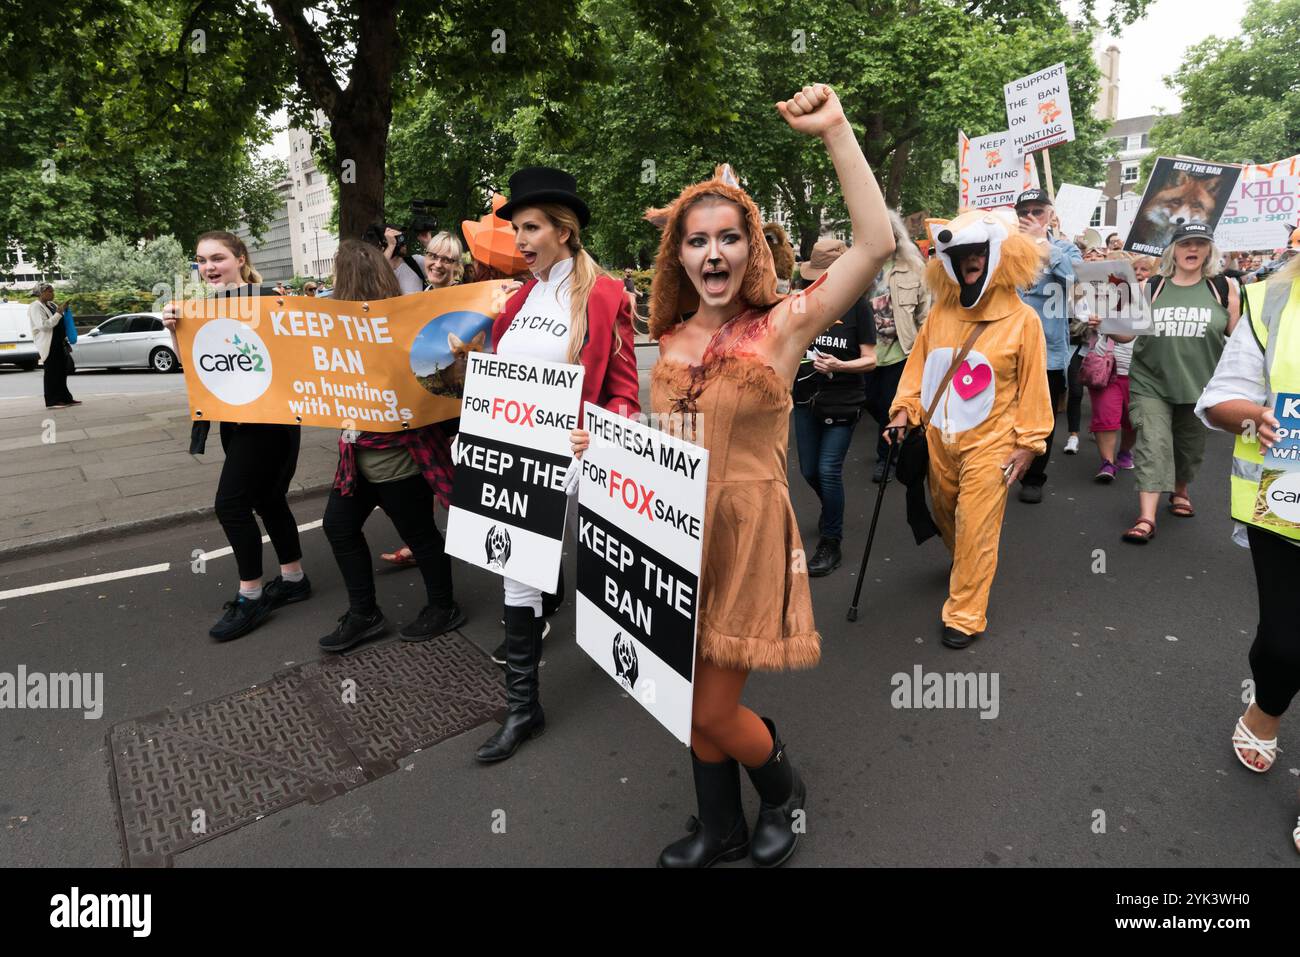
926,207,1044,310
644,164,784,339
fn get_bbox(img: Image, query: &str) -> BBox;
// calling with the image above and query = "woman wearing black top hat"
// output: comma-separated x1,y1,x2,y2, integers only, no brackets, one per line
474,166,641,763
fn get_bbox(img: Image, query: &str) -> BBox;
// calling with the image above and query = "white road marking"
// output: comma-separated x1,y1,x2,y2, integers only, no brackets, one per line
0,563,172,601
1,519,326,602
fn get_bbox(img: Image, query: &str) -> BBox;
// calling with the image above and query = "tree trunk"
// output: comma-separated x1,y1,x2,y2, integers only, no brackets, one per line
333,113,391,239
885,139,911,208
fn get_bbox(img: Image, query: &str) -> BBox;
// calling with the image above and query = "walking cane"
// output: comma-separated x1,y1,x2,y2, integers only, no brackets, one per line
846,427,903,623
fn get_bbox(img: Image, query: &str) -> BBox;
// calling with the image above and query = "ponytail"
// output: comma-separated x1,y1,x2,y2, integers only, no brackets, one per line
531,203,622,364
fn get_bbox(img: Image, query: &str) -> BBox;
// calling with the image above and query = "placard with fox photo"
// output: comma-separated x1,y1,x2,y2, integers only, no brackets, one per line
1125,157,1242,256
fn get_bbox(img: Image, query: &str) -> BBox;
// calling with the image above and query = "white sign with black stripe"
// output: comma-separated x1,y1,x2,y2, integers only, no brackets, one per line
445,352,584,592
576,404,708,745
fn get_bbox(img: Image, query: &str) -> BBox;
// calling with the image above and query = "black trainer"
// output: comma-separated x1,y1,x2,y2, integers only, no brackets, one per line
209,593,273,642
871,459,890,483
807,538,842,577
1018,484,1043,504
263,573,312,609
400,602,466,642
319,608,387,653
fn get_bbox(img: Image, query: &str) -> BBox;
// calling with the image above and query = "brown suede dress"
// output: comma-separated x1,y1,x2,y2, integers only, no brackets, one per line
650,340,820,673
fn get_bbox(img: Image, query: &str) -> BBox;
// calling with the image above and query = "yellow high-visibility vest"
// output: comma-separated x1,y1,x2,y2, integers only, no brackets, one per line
1230,277,1300,538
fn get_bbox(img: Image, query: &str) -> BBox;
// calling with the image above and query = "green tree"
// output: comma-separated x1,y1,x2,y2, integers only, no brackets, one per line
61,234,190,294
1148,0,1300,168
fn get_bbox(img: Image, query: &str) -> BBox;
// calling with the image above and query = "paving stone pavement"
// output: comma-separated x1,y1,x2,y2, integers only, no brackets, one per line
0,392,340,558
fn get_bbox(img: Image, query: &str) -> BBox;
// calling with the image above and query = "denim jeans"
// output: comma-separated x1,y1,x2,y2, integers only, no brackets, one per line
793,404,859,541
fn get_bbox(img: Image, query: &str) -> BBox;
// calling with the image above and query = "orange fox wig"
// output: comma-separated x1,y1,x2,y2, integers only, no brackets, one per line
644,165,784,339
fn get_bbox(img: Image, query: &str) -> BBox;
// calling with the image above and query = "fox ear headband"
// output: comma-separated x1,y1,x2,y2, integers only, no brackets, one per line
926,208,1046,311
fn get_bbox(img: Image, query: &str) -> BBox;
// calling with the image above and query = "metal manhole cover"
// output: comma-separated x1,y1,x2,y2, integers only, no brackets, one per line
107,632,503,866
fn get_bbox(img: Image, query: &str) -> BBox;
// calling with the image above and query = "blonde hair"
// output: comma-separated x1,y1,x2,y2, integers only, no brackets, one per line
1158,238,1222,280
1274,254,1300,284
887,209,925,273
197,230,262,284
331,239,401,300
426,231,465,283
528,203,608,365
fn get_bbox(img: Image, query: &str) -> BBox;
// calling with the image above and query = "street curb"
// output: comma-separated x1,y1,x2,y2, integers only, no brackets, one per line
0,481,335,564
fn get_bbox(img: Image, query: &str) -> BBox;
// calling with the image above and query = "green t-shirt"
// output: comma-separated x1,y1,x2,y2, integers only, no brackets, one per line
875,336,905,368
1128,279,1230,405
357,444,419,484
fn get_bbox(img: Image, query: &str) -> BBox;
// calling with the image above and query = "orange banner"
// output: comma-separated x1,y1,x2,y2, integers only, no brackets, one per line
175,284,503,431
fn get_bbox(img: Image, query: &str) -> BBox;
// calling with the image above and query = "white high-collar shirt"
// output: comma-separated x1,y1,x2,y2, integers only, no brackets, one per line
495,255,574,362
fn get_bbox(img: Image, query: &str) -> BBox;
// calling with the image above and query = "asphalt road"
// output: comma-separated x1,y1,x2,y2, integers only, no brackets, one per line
1,414,1296,868
0,366,187,399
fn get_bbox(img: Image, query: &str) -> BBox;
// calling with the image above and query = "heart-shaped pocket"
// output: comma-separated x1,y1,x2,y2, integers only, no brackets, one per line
951,359,991,400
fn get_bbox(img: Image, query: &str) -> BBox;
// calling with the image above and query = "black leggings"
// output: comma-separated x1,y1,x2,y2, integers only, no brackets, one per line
215,423,302,581
1246,525,1300,717
1066,349,1084,434
323,473,454,614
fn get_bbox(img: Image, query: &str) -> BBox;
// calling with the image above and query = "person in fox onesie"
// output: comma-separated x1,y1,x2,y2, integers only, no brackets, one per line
886,207,1053,649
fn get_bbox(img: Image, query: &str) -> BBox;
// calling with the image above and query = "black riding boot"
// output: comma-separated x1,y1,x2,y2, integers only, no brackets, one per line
657,751,750,868
542,567,564,618
475,606,545,763
744,717,806,867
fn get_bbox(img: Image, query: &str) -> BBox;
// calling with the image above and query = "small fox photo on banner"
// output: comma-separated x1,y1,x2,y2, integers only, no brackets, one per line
576,405,708,745
174,284,501,430
445,352,584,593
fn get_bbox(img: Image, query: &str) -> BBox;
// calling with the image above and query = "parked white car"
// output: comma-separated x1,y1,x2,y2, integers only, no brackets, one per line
70,312,181,373
0,301,41,371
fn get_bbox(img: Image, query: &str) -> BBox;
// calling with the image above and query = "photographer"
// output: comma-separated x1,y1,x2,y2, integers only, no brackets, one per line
366,223,428,294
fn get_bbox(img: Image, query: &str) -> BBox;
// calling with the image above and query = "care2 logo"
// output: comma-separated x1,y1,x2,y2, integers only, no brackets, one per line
191,318,274,406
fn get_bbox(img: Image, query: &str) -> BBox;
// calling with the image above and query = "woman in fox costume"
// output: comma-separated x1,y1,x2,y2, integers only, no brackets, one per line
885,207,1053,648
587,84,892,867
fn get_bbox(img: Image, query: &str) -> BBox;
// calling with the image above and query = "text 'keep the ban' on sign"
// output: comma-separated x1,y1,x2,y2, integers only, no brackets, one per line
445,352,584,593
576,404,709,745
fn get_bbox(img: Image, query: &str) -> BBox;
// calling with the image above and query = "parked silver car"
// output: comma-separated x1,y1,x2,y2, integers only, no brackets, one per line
70,312,181,373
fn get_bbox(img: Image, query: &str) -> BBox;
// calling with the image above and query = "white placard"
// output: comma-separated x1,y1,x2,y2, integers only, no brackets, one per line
960,129,1025,209
1214,173,1300,252
1054,183,1103,241
1074,260,1153,337
445,352,584,592
575,404,708,745
1004,62,1076,153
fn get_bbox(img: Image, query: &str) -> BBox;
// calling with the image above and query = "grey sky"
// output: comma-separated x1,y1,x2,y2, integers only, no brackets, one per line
1094,0,1250,118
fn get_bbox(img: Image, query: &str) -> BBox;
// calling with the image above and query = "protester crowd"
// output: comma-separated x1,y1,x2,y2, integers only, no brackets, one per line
38,78,1292,864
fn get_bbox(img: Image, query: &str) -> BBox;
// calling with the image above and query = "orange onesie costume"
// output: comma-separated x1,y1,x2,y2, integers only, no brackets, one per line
889,208,1053,637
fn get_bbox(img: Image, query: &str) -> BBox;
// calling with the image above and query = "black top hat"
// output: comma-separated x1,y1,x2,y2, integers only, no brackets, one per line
1169,220,1212,244
495,166,591,228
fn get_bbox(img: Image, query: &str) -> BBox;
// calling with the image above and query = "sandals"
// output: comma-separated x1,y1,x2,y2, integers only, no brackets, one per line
380,545,416,567
1168,493,1195,517
1232,713,1278,773
1122,517,1156,544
